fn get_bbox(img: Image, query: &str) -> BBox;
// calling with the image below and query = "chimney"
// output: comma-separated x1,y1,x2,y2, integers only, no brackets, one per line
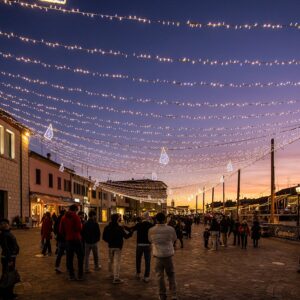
46,153,51,160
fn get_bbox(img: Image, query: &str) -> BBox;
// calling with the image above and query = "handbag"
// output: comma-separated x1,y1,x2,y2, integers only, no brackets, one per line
0,270,21,289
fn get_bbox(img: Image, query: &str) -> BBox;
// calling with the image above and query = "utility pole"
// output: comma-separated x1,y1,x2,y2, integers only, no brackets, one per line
196,195,198,214
270,138,275,223
212,187,214,213
203,187,205,215
236,169,241,221
223,177,225,213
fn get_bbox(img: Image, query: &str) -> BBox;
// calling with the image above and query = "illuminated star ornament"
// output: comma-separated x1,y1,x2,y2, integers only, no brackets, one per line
220,175,225,183
227,160,233,172
44,123,54,141
159,147,169,165
59,163,64,172
152,172,158,180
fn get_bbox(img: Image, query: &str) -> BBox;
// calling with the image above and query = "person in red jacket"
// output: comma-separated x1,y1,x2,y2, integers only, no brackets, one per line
41,212,53,256
59,204,83,280
239,219,250,249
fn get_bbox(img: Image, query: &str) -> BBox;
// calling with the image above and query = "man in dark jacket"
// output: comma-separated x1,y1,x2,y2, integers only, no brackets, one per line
0,219,20,299
59,204,83,281
125,211,154,282
220,215,229,247
82,210,101,273
103,213,132,284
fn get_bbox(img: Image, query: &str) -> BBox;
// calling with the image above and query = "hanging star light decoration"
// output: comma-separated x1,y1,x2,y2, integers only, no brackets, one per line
159,147,169,165
227,160,233,172
220,175,225,183
44,123,54,141
152,172,158,180
59,163,64,172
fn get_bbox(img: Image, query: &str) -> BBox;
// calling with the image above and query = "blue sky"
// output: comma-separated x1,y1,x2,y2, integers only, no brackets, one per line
0,0,300,205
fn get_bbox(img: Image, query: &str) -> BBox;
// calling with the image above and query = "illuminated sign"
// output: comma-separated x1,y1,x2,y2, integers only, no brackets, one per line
39,0,67,4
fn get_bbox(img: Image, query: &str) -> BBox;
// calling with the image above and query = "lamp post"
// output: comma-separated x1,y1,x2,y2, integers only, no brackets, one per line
296,186,300,227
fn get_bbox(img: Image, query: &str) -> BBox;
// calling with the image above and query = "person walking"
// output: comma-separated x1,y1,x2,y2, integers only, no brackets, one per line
239,219,250,249
82,210,101,273
102,213,132,284
125,211,154,282
251,219,261,248
53,210,66,273
209,216,220,251
174,219,184,249
232,219,241,246
41,212,53,256
220,215,229,247
148,212,178,300
203,227,210,249
0,219,20,300
59,204,84,281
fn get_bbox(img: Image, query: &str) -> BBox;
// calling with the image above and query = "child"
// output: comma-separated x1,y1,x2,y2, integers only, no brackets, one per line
0,219,20,299
203,227,210,249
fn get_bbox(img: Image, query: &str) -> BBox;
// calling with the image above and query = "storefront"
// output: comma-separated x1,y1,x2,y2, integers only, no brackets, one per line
30,193,76,224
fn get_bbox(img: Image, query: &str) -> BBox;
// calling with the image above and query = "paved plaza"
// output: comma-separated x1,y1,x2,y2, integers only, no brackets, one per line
10,225,300,300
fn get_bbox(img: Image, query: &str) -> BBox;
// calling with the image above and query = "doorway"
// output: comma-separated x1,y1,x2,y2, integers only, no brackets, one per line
0,190,8,219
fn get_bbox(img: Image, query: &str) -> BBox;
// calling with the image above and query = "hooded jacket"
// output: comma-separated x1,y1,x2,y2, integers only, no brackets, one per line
59,211,82,241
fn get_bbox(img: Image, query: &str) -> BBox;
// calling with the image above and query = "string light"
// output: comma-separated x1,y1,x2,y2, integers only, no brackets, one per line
59,162,64,172
2,80,300,124
2,51,300,89
0,71,298,112
159,147,169,165
1,0,300,32
1,30,300,67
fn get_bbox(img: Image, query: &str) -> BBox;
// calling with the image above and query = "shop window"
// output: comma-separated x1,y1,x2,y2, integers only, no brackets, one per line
57,177,62,190
36,169,41,185
48,173,53,188
5,129,15,159
0,125,4,155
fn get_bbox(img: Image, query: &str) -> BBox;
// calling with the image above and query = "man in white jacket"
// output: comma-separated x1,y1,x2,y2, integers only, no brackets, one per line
148,212,178,300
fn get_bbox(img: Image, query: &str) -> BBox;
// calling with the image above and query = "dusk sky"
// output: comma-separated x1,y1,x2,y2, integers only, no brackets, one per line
1,0,300,207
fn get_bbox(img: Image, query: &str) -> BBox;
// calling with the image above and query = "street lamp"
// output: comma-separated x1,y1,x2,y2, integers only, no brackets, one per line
295,186,300,227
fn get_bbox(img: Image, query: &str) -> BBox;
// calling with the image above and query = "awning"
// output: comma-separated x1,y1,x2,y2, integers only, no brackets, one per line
30,193,77,206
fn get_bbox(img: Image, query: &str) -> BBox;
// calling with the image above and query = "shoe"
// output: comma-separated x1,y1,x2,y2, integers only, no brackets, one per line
143,277,150,283
113,278,124,284
136,273,141,279
55,267,62,274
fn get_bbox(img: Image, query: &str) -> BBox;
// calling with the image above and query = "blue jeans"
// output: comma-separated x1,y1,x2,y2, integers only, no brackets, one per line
136,245,151,278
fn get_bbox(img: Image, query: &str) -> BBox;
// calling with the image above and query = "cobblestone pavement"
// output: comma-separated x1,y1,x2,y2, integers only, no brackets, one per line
9,224,300,300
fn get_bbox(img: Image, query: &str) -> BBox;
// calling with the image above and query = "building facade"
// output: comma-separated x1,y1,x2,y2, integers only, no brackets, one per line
29,151,75,223
0,109,30,222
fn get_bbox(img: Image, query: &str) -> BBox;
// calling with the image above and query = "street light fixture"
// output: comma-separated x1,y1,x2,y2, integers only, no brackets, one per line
295,186,300,227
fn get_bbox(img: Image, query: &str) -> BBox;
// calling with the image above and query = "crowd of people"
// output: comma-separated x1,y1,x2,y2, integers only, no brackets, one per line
0,207,299,300
203,214,262,250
